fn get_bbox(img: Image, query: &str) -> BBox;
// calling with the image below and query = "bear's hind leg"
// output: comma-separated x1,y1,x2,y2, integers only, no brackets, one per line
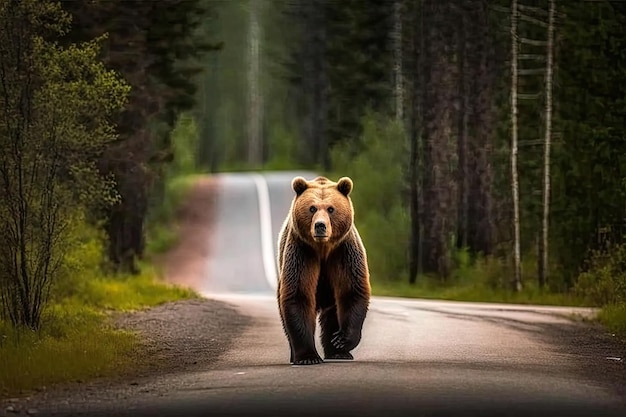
320,306,353,360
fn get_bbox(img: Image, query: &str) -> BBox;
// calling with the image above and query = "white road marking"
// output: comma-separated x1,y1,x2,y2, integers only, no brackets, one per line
251,173,278,290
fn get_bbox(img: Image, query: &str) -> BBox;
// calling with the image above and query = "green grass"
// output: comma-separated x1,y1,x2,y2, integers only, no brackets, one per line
69,264,197,311
369,250,590,307
597,304,626,338
0,304,136,396
0,269,197,398
371,279,590,307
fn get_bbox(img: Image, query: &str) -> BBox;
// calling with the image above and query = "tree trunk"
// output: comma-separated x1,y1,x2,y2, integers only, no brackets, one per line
467,0,496,256
409,0,424,284
247,0,263,166
457,4,470,251
422,0,458,278
511,0,523,291
393,0,404,121
538,0,556,289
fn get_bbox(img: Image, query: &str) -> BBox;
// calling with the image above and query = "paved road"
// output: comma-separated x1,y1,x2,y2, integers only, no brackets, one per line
48,172,626,417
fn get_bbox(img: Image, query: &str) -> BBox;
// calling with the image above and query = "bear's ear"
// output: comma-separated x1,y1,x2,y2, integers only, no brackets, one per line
292,176,308,195
337,177,353,196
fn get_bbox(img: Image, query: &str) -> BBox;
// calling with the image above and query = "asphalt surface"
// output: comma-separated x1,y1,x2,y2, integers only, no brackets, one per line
44,171,626,417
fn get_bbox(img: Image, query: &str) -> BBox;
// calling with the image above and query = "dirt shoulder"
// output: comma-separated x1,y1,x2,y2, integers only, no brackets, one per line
114,297,250,377
157,177,220,290
123,176,250,375
121,176,251,376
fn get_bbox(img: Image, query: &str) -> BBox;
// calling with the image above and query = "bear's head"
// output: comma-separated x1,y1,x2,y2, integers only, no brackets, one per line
290,176,354,247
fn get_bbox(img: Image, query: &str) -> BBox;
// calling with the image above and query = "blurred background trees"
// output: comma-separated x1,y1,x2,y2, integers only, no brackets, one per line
1,0,625,329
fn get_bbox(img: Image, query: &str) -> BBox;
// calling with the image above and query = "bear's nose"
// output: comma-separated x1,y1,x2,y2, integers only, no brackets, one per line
314,221,327,235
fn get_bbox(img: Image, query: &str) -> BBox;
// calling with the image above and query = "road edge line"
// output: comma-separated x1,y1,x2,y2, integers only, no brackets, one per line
251,173,278,290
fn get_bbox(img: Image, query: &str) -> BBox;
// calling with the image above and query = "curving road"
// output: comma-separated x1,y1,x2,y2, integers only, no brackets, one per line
45,172,626,417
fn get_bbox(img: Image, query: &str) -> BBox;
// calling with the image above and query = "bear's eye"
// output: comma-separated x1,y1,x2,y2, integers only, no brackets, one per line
309,206,317,213
327,207,334,214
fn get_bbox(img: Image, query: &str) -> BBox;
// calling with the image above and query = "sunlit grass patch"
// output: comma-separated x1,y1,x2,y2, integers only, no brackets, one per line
0,306,138,397
73,266,197,311
1,266,197,398
598,304,626,338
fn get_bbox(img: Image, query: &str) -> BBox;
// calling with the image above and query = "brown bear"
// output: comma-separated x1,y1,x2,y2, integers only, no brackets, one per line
276,175,371,365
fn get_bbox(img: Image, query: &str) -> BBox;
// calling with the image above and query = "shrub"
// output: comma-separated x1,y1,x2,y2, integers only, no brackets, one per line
330,112,409,281
575,245,626,305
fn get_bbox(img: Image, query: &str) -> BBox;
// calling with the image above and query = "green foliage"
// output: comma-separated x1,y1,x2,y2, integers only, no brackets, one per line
54,222,196,306
145,114,202,258
61,0,219,273
194,0,247,170
323,0,395,148
0,0,128,329
575,245,626,306
169,113,200,176
449,249,543,292
330,112,409,281
597,304,626,339
146,175,200,256
264,124,299,170
372,277,587,307
67,267,196,311
373,249,588,307
551,1,626,281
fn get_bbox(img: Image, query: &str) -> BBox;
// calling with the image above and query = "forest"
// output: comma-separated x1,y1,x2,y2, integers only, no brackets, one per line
197,0,626,314
0,0,625,392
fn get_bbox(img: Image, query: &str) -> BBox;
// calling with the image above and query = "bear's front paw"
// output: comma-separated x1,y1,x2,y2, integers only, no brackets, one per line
331,330,359,350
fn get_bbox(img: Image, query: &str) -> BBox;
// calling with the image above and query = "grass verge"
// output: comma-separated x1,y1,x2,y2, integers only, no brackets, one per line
597,304,626,338
371,279,590,307
0,304,135,396
0,268,197,398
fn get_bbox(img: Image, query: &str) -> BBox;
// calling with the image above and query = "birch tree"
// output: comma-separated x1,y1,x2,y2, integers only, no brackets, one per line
538,0,556,288
511,0,523,291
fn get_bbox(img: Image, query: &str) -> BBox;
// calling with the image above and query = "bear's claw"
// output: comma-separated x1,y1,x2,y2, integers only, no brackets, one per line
293,356,323,365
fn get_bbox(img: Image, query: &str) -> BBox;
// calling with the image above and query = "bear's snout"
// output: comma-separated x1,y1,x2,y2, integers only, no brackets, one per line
314,221,327,236
311,210,331,241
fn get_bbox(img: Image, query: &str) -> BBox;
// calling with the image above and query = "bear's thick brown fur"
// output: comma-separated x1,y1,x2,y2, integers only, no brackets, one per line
276,175,371,365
